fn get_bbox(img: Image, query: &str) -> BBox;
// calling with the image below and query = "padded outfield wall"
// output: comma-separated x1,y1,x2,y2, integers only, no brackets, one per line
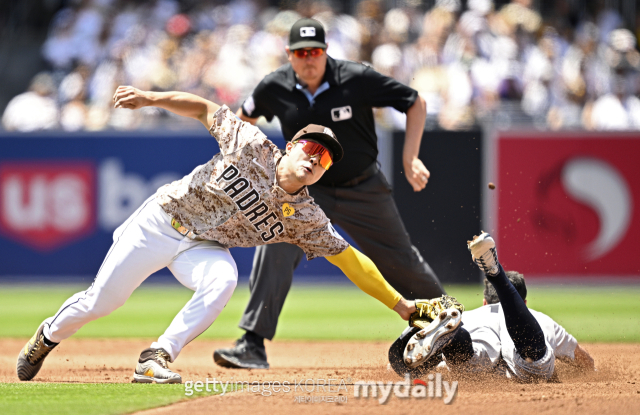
391,129,640,284
2,129,639,284
484,130,640,282
0,130,349,282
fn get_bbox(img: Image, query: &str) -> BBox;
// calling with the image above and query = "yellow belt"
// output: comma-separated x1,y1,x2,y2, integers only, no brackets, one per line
171,218,205,241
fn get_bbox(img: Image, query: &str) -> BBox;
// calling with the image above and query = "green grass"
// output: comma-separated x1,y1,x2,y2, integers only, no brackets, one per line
1,283,638,415
450,284,640,343
520,286,640,343
0,282,639,342
0,383,223,415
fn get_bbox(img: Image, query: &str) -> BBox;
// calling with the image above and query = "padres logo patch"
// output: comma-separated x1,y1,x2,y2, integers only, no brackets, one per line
282,203,295,217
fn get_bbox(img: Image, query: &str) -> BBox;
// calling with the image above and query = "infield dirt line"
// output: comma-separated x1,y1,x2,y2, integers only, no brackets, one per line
2,340,640,414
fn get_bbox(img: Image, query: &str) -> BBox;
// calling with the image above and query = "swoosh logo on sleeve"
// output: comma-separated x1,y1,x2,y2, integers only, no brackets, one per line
251,158,265,170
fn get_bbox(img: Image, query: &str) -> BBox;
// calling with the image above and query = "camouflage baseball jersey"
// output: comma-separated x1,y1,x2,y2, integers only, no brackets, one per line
156,105,349,260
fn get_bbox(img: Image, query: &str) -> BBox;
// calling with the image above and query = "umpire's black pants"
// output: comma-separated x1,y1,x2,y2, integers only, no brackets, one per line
238,171,446,340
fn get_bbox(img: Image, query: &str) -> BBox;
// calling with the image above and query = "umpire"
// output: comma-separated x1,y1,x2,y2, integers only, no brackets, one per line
214,18,445,369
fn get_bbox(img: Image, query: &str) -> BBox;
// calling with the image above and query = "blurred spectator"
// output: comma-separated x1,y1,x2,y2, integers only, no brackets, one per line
2,72,59,132
499,0,541,35
587,76,640,129
2,0,639,132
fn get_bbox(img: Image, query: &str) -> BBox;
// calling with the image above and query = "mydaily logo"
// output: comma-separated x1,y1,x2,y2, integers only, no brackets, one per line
353,373,458,405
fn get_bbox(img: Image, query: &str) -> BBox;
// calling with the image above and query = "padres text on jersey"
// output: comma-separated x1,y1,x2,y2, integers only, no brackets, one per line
216,164,283,242
156,106,348,259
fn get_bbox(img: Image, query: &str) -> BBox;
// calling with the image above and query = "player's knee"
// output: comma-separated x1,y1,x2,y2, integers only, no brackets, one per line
223,269,238,294
216,272,238,296
85,301,118,320
84,292,126,319
198,272,237,317
514,347,555,382
200,261,238,295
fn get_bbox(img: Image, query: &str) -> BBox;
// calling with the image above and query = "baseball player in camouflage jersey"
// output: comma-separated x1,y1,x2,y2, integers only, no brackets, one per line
389,232,595,381
17,86,426,384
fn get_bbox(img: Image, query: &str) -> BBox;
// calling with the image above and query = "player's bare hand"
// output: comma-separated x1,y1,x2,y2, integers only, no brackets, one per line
404,158,430,192
113,86,149,110
393,298,416,321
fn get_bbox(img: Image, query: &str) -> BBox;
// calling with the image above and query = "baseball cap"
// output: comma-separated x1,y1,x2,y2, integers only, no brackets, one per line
292,124,343,163
289,18,327,50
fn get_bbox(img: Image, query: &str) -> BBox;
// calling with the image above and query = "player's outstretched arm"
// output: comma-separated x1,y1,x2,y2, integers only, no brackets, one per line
572,344,596,370
113,86,221,129
326,246,416,320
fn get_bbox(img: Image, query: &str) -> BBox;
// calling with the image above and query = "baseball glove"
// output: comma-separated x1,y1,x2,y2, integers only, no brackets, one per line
409,295,465,330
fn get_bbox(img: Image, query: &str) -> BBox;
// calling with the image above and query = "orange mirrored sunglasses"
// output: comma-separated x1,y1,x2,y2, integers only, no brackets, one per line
294,139,333,170
292,48,325,59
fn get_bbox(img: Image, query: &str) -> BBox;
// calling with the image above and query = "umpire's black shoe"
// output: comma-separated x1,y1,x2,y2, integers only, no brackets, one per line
17,323,58,381
213,337,269,369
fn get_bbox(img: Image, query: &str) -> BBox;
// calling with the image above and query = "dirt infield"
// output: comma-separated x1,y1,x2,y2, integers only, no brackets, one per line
2,339,639,414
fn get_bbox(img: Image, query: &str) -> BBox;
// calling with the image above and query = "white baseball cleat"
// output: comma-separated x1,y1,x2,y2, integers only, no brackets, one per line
403,308,462,368
132,348,182,384
467,232,500,276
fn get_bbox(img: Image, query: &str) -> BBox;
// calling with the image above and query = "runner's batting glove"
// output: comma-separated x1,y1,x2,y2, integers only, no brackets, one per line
410,295,465,330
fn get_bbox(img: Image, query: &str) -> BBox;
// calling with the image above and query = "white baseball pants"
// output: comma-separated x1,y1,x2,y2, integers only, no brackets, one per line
42,196,238,362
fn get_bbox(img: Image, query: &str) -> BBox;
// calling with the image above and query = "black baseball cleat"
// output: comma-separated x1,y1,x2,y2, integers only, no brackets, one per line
213,337,269,369
17,323,58,381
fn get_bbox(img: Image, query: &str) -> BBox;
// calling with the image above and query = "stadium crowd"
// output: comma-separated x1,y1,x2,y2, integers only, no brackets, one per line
2,0,640,132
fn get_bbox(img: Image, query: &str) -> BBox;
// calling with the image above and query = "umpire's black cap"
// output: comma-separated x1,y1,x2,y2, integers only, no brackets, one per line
292,124,343,163
289,18,327,50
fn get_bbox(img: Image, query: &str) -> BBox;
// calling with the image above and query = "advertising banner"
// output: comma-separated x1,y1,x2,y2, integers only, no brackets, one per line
489,131,640,279
0,131,346,280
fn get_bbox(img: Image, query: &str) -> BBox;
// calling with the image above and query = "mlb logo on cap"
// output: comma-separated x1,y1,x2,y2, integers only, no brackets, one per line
300,27,316,37
289,18,327,50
